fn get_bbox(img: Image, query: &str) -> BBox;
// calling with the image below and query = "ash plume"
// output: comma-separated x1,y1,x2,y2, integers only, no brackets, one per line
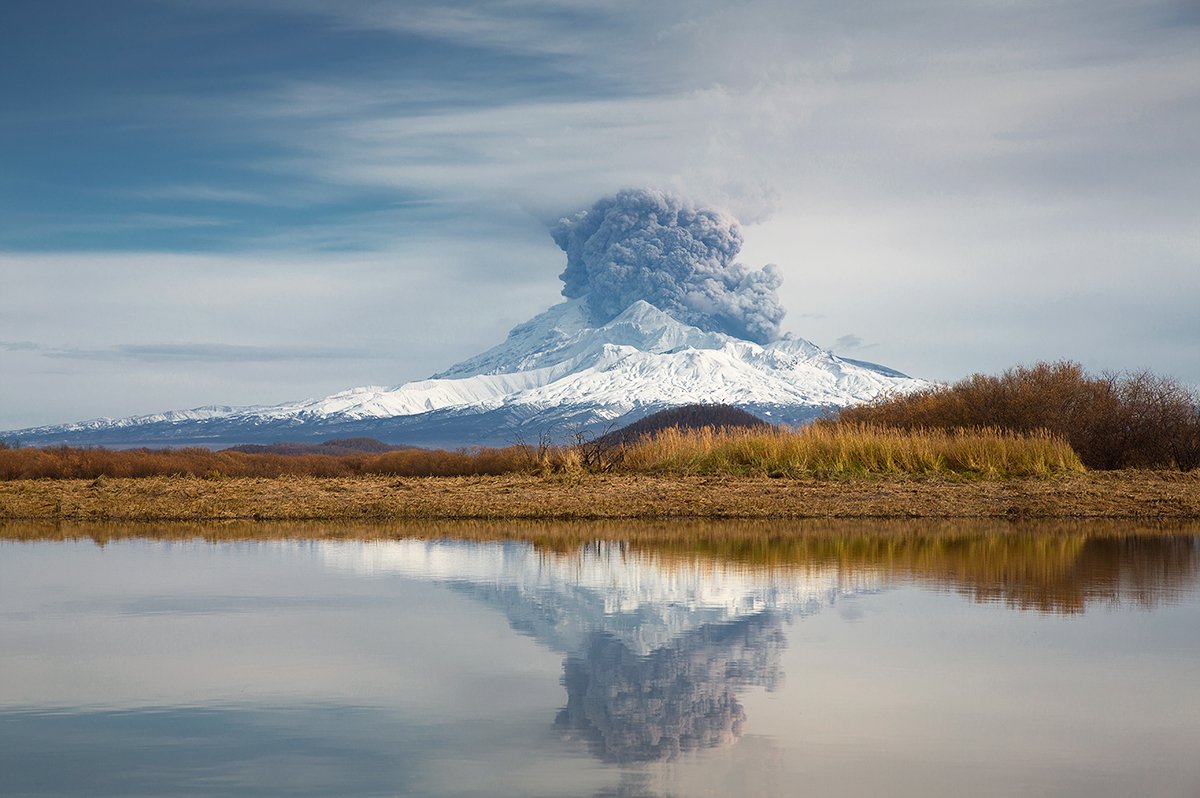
552,189,785,344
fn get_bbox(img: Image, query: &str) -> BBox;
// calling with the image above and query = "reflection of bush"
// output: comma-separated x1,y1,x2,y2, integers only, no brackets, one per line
642,532,1200,615
556,613,784,763
930,535,1200,613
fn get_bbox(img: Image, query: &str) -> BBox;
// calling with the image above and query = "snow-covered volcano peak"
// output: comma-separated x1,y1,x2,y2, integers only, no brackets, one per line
433,297,732,380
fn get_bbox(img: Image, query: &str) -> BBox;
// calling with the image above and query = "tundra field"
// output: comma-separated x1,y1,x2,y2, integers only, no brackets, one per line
4,366,1197,523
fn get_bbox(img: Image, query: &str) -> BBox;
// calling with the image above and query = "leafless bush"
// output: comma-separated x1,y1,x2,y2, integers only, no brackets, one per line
569,425,625,473
837,361,1200,470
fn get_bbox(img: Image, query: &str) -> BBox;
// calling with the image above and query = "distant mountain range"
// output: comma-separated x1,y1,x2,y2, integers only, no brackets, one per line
6,298,928,448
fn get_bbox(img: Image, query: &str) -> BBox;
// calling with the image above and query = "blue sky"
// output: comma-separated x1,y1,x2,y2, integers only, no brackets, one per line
2,0,1198,429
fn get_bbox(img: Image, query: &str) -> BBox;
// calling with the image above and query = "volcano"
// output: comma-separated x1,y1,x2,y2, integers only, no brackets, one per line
8,296,927,448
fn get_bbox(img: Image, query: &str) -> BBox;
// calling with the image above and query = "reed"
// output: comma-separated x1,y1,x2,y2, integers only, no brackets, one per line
619,424,1083,478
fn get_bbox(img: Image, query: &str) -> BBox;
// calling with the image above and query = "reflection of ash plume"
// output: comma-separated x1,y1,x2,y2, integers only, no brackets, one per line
556,612,785,763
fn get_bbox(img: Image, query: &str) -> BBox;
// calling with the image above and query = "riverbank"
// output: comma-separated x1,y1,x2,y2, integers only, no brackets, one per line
0,471,1196,521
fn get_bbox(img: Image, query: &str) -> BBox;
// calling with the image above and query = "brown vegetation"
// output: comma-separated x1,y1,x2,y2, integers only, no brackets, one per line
0,444,368,480
837,360,1200,470
620,424,1081,478
0,470,1197,522
0,424,1081,481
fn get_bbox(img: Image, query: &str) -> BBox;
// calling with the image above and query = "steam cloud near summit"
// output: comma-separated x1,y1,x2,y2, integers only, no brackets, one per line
552,189,785,344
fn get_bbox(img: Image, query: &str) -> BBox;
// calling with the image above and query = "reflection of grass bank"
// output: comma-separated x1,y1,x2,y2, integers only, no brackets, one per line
0,470,1196,521
2,519,1197,615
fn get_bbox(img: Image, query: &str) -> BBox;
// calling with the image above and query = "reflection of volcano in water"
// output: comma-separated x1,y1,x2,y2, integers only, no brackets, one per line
323,540,874,761
557,614,786,763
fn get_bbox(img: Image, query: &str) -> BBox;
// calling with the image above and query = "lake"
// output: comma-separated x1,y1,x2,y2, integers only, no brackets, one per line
2,521,1198,797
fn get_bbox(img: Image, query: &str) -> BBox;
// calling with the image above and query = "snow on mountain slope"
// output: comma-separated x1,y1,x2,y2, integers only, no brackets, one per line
285,298,923,418
433,297,731,378
8,298,928,446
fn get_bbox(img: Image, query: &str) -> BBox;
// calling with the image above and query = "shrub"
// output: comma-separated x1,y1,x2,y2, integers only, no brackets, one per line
837,361,1200,470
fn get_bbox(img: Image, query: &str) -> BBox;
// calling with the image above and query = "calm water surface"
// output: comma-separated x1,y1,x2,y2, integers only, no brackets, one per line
2,521,1198,797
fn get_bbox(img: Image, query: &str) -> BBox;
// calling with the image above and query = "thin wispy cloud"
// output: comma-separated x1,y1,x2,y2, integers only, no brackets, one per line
2,340,372,364
0,341,39,353
833,335,872,353
123,185,278,205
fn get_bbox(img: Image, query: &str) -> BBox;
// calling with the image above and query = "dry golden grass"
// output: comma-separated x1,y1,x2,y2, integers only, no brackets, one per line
620,424,1083,478
0,470,1196,522
0,445,366,479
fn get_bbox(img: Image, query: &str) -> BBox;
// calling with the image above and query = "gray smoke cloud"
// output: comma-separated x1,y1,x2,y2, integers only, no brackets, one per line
552,189,785,344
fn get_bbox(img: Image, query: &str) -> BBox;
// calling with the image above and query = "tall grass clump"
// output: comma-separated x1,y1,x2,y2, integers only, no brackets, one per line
620,424,1083,478
838,361,1200,470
